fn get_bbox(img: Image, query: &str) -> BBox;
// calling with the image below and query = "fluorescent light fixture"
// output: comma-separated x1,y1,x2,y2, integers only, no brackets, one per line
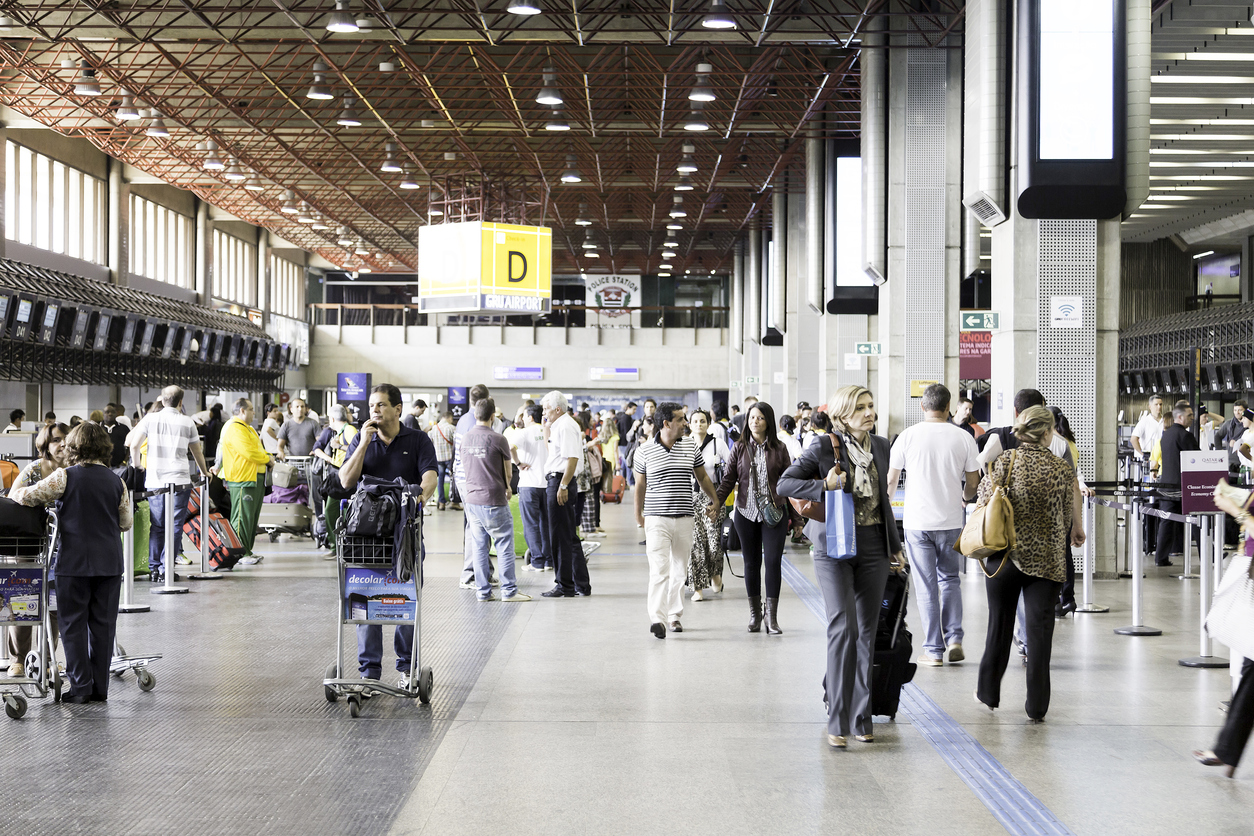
203,140,224,171
74,61,101,96
545,108,570,131
689,63,715,102
307,61,335,100
326,0,359,32
702,0,735,29
380,142,402,173
116,92,142,121
537,67,563,106
1151,75,1254,83
1193,250,1216,259
337,98,362,127
1183,52,1254,61
280,189,299,213
223,157,247,181
508,0,542,13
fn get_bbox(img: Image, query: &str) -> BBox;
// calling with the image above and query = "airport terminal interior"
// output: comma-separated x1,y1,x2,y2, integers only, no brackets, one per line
2,0,1254,834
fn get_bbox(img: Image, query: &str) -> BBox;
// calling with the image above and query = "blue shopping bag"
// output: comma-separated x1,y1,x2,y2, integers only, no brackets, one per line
824,490,857,560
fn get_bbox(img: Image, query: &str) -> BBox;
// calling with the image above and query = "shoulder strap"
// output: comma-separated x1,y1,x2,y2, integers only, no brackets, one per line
1002,449,1016,488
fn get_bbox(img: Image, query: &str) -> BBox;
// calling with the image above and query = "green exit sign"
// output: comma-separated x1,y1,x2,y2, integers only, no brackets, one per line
961,311,999,330
855,342,882,356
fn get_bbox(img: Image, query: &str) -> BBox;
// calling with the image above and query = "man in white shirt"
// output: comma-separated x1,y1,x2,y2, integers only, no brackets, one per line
510,404,552,571
886,385,981,667
539,390,590,598
1130,394,1165,460
128,385,208,584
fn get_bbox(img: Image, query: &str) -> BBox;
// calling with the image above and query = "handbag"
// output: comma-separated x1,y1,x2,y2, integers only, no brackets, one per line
1205,540,1254,661
789,433,841,522
749,445,785,527
823,488,857,560
957,450,1017,577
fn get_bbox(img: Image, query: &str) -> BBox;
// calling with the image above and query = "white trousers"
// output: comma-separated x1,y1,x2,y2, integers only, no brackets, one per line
645,515,695,625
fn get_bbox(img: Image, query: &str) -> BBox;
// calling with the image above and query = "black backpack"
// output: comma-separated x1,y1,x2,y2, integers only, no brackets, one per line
344,486,399,538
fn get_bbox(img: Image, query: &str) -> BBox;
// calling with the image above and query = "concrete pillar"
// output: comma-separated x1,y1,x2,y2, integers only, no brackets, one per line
258,228,269,320
107,160,127,285
195,200,210,305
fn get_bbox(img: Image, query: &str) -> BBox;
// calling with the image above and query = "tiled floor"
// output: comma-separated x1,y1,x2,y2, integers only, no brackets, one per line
3,496,1251,835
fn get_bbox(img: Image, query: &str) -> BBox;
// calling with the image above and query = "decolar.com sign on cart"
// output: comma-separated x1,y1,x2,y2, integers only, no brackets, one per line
343,567,417,622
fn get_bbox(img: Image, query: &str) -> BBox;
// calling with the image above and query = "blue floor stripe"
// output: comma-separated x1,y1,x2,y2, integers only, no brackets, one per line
781,557,1075,836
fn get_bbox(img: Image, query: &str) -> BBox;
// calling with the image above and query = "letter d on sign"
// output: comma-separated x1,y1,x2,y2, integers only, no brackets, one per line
508,251,528,282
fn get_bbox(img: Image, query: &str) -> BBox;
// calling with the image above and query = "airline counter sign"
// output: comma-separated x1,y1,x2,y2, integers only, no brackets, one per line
418,221,552,314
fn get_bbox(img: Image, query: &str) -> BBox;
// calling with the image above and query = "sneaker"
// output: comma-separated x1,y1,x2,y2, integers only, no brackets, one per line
7,661,24,678
522,563,540,572
917,655,943,667
238,554,263,565
450,502,463,511
503,592,533,602
478,594,498,602
582,541,601,557
489,577,501,587
175,552,193,565
397,672,410,691
946,643,965,663
691,589,705,602
457,580,477,590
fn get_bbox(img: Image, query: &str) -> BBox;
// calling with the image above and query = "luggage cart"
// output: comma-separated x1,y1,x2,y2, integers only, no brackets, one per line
260,455,315,543
322,516,432,716
111,640,160,692
0,508,60,719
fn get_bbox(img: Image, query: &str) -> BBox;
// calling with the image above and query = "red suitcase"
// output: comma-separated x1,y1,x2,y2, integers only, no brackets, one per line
183,511,247,571
602,474,626,504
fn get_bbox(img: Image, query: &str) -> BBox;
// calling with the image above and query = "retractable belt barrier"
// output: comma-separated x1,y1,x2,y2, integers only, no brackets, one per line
120,477,222,610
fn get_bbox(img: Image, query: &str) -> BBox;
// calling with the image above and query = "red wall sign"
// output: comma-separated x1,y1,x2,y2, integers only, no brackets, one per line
959,330,992,379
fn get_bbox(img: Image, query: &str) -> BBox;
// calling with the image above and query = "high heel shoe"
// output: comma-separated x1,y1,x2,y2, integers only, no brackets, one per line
1055,600,1077,618
1193,750,1237,778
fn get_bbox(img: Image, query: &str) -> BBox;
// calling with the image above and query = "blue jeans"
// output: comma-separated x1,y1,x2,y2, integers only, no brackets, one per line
903,528,965,659
148,488,190,575
465,503,518,598
356,624,413,679
436,460,452,504
518,486,550,569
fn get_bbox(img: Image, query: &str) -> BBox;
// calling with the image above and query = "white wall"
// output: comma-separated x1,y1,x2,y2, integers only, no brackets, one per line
307,325,730,392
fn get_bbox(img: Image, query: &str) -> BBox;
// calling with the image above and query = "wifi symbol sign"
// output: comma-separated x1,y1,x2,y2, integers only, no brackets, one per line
1053,297,1082,327
1058,303,1076,318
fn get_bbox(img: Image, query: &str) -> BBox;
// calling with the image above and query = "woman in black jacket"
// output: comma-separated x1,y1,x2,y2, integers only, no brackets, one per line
713,401,793,634
777,385,905,749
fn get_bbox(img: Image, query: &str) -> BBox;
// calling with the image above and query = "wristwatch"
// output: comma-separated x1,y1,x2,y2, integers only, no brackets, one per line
559,482,570,490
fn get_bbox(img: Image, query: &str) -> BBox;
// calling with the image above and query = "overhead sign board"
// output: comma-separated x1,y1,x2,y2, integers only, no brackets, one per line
590,367,639,382
418,221,552,314
959,331,992,379
855,342,882,356
494,366,543,381
960,311,1000,330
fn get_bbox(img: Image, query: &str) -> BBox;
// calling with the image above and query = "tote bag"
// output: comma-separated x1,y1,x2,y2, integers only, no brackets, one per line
824,489,857,560
1205,540,1254,661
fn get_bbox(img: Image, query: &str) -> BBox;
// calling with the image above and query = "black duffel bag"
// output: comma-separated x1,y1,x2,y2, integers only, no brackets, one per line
0,496,48,556
343,483,400,538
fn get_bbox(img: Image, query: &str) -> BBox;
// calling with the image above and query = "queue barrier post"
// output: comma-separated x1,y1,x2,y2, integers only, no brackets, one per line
1077,495,1108,613
1177,515,1199,580
1180,512,1229,668
188,480,222,582
118,490,150,614
1115,494,1162,636
151,482,190,596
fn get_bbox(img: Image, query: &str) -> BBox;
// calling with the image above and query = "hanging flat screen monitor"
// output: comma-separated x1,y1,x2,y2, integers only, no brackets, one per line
160,324,178,359
0,293,12,340
180,329,194,362
92,312,113,352
12,298,34,341
35,300,58,345
227,335,241,365
138,321,157,356
120,316,139,354
69,307,90,349
210,332,225,363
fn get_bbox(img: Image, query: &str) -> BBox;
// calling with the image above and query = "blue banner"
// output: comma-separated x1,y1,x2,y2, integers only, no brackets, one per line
447,386,469,422
344,567,416,622
337,372,371,401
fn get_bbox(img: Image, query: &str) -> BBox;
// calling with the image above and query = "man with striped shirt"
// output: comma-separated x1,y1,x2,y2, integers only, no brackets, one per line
634,402,718,639
128,385,208,583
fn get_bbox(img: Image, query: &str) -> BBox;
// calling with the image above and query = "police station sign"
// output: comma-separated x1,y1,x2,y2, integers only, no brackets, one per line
586,274,641,317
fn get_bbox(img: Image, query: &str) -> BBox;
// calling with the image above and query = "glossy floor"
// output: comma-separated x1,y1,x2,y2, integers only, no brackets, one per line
2,498,1250,835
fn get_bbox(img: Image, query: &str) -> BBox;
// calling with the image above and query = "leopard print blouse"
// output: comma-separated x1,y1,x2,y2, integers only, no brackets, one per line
976,444,1074,583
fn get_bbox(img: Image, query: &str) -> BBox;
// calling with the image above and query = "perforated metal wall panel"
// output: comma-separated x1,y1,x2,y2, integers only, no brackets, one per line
1038,219,1096,481
903,43,948,426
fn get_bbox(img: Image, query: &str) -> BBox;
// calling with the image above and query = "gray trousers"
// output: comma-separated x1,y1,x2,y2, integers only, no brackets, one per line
814,526,890,737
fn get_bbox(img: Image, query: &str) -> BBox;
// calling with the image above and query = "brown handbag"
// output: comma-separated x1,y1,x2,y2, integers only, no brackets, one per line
788,433,842,523
957,449,1017,577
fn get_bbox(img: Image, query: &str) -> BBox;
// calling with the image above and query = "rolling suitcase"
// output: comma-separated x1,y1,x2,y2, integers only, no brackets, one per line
183,510,246,571
870,570,917,720
602,473,626,504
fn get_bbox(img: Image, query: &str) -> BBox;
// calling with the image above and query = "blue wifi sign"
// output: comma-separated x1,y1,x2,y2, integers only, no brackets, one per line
1050,296,1083,329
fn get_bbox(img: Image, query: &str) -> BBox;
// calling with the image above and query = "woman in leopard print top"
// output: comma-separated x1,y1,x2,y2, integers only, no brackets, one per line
974,405,1084,722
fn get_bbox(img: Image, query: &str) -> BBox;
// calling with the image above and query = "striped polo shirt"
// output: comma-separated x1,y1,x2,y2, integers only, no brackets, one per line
633,435,705,517
137,407,200,490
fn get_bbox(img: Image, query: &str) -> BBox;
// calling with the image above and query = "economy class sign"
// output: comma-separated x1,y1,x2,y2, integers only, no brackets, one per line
479,222,552,314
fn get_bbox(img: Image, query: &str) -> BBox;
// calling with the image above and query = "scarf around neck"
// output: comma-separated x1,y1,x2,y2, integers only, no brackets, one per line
845,433,875,500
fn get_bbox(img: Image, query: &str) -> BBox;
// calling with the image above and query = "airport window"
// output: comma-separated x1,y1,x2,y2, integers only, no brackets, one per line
270,255,304,320
129,194,193,289
212,229,257,307
4,140,106,264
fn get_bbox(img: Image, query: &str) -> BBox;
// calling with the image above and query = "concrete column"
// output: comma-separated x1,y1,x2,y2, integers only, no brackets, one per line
784,189,807,412
805,134,825,314
195,200,210,305
107,160,127,285
258,228,269,320
0,125,6,260
771,180,787,333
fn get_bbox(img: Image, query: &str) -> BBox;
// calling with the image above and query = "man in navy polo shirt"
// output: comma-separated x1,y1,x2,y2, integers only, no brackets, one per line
339,383,438,687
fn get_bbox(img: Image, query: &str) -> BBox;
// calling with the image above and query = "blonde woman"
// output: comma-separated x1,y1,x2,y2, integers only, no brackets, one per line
777,386,905,748
973,405,1084,723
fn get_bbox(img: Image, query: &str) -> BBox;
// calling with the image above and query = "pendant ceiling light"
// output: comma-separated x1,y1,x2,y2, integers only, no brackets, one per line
666,221,683,230
380,142,402,173
673,177,694,192
243,173,265,191
145,109,170,138
429,207,444,217
507,0,542,13
116,91,142,121
223,156,247,181
677,144,698,173
399,167,420,190
669,195,687,218
545,108,570,131
336,97,361,127
280,189,299,214
72,60,101,96
536,66,563,106
326,0,359,33
355,241,369,255
311,214,330,230
574,203,592,226
561,154,581,184
297,202,317,224
701,0,735,29
584,251,599,258
202,140,224,171
689,63,715,102
307,61,335,100
337,227,354,246
684,104,710,132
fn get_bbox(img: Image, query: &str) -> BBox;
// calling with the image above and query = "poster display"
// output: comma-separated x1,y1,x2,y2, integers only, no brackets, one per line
337,372,372,425
959,330,992,378
447,387,469,422
586,275,641,316
1181,451,1229,515
343,567,417,622
0,567,43,623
